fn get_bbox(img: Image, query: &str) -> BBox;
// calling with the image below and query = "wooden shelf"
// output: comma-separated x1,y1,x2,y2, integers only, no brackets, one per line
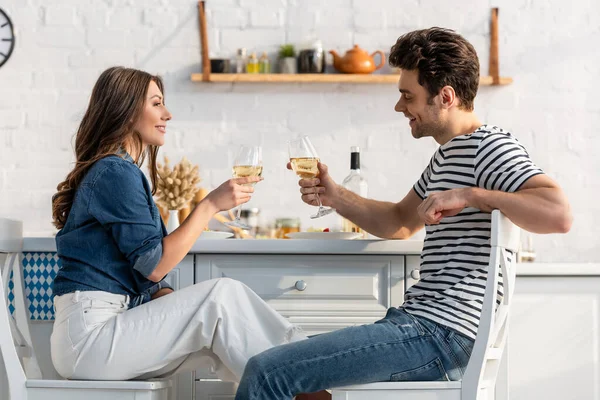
195,4,512,86
190,73,513,85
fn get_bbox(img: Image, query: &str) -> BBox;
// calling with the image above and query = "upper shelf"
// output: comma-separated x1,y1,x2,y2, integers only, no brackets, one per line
190,73,513,85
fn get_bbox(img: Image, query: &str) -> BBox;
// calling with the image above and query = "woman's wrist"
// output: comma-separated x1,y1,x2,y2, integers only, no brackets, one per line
199,195,221,216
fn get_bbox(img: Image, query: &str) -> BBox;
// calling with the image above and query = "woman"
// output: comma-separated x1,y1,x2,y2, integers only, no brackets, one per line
50,66,305,381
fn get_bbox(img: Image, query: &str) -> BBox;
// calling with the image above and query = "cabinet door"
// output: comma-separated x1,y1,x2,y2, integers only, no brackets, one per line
195,254,404,333
163,254,194,291
509,276,600,400
163,255,194,400
405,255,421,294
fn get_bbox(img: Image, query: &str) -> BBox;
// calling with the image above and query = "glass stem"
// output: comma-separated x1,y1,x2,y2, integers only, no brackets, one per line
315,193,324,208
236,205,243,220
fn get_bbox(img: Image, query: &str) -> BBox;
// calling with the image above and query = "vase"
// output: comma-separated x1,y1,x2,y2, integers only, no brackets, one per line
279,57,297,74
166,209,180,233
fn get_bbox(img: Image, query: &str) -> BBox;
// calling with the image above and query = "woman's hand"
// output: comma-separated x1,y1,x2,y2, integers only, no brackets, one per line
205,177,262,212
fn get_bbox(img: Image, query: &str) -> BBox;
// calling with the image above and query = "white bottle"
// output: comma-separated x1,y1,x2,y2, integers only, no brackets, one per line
341,146,368,237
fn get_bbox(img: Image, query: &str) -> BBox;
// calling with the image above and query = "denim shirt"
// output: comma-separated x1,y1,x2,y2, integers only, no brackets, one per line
53,152,171,308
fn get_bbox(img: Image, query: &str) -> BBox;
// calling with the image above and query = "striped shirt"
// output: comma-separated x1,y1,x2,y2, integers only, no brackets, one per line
402,125,543,340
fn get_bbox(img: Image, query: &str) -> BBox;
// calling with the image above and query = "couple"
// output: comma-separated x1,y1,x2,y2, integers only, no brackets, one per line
50,28,572,400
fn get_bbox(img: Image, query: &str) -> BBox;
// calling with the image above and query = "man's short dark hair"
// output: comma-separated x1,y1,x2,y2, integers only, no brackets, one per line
389,27,480,111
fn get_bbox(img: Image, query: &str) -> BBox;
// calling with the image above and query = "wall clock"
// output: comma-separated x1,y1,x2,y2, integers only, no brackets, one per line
0,8,15,68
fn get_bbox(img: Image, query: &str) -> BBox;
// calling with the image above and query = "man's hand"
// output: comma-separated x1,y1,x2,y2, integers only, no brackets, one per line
287,162,340,208
417,188,470,225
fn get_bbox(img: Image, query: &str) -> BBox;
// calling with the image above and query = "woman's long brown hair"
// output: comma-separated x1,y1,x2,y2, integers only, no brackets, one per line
52,66,164,229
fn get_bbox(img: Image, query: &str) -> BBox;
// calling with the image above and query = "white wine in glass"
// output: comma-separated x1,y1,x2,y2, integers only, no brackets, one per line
233,165,263,179
290,157,319,179
225,146,262,230
288,136,335,219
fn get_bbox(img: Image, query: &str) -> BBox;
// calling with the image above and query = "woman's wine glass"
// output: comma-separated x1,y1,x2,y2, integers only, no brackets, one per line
224,145,263,230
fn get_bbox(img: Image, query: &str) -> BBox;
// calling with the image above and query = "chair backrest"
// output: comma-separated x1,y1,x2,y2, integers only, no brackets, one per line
461,210,520,400
0,218,23,254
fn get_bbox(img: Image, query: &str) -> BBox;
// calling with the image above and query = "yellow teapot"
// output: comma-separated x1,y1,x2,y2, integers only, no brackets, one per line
329,45,385,74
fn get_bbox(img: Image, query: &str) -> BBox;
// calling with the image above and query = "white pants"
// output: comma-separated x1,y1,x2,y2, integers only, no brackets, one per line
50,278,306,381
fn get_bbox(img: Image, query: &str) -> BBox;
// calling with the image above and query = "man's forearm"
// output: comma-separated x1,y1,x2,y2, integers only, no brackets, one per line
332,187,417,239
467,187,572,234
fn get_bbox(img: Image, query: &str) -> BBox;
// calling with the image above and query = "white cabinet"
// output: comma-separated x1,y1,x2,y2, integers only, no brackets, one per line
193,253,405,399
195,254,405,335
508,276,600,400
165,255,196,400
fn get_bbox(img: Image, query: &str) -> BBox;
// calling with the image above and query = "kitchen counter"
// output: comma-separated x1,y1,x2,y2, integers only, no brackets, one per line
23,237,424,255
23,237,600,275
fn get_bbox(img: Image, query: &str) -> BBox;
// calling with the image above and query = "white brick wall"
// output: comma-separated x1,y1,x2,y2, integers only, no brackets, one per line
1,0,598,262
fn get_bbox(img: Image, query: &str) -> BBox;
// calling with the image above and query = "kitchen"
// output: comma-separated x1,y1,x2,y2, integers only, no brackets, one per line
1,0,599,399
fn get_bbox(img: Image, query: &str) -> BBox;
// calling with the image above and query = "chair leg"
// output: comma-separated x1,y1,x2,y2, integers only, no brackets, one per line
6,253,42,378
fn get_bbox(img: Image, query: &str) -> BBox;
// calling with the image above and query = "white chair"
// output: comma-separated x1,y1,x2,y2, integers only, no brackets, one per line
0,217,172,400
331,210,520,400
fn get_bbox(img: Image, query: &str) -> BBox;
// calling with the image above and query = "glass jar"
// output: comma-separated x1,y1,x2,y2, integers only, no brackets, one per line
275,218,300,239
246,52,259,74
240,208,260,237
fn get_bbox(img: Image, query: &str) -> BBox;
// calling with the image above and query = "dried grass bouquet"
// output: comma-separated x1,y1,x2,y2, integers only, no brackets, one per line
155,155,201,210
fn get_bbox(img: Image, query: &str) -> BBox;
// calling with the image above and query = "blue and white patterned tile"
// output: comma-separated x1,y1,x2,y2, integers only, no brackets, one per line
8,252,60,321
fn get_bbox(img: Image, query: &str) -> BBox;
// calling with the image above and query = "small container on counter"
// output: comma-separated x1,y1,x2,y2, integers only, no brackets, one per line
240,208,260,237
259,52,271,73
246,52,259,73
275,218,300,239
235,48,247,73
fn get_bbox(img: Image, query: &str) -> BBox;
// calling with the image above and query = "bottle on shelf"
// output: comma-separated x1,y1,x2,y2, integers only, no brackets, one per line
235,48,247,73
259,52,271,73
246,52,259,74
341,146,368,238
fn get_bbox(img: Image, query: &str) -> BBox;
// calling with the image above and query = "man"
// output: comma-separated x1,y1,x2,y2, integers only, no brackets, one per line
234,27,572,400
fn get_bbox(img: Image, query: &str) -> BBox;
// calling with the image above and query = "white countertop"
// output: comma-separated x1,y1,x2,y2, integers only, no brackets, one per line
22,237,600,275
23,237,424,255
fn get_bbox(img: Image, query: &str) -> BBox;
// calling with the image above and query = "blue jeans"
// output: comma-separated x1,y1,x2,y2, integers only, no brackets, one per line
235,307,474,400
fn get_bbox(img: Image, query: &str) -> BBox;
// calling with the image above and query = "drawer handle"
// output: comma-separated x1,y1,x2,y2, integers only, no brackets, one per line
410,270,420,280
294,280,307,291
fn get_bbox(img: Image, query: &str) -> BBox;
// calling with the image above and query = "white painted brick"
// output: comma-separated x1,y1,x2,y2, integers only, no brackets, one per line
36,27,86,48
0,71,33,90
354,10,386,31
221,29,286,52
86,28,130,49
15,48,71,70
250,10,283,28
142,9,178,27
5,167,67,191
209,8,249,28
78,5,108,27
43,5,77,26
126,29,153,48
0,110,25,128
383,0,422,28
287,27,352,49
108,7,143,26
69,49,136,69
240,0,286,7
315,8,353,28
284,7,316,29
354,30,399,51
